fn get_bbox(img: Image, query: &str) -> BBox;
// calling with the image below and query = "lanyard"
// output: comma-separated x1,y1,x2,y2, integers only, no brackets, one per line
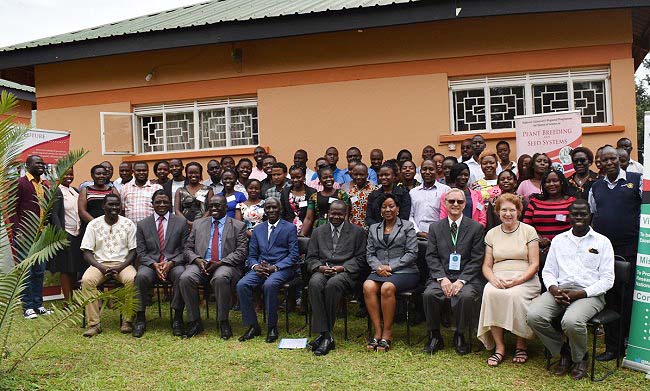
451,229,459,248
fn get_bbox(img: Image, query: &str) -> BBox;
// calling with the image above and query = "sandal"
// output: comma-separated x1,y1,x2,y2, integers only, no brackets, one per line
366,338,379,351
513,348,528,364
376,339,391,352
487,352,505,367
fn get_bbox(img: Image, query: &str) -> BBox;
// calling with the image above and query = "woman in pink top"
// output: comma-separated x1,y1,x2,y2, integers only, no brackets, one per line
440,162,486,227
516,153,550,202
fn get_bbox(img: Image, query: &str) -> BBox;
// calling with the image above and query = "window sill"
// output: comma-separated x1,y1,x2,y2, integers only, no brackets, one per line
122,146,268,162
438,125,624,144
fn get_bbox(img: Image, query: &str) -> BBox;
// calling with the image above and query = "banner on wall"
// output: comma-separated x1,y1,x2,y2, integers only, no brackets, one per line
19,128,70,164
514,111,582,176
622,112,650,374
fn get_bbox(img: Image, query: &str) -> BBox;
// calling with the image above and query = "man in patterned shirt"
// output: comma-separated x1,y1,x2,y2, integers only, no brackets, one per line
120,162,162,223
344,162,377,231
80,193,138,337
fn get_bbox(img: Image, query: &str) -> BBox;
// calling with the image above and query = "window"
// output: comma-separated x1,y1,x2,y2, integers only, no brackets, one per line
133,97,258,153
449,69,611,133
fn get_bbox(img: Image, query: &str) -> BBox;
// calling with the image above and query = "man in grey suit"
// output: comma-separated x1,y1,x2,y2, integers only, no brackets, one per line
179,194,248,339
306,200,367,356
133,190,189,337
423,188,485,355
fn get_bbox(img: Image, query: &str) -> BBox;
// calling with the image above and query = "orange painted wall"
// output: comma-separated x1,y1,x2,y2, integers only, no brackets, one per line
1,99,32,125
33,9,639,183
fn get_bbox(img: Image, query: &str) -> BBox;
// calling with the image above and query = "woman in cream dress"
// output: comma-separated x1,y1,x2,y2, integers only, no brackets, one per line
478,193,541,367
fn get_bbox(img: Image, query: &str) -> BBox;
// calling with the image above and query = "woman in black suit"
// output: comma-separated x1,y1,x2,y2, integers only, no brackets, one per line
50,168,85,302
363,193,419,352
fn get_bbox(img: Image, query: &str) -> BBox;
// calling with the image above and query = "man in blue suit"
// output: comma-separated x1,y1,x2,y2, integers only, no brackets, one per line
237,197,299,343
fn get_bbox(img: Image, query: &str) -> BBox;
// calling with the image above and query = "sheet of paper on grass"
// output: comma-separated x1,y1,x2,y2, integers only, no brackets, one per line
278,338,308,349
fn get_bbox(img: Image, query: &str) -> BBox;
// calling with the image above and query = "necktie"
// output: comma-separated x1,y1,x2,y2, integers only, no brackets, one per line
157,215,165,263
268,224,275,240
332,227,339,252
451,221,458,240
211,220,220,262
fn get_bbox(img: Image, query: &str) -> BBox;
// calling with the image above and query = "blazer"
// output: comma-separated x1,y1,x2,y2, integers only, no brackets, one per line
50,186,79,232
10,175,49,236
306,221,367,278
280,185,317,224
247,219,299,271
183,216,248,272
365,186,412,227
439,188,487,228
367,218,419,274
137,213,189,267
425,216,485,285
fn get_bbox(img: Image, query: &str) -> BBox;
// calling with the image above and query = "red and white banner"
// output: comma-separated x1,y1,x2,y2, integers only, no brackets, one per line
515,111,582,176
20,129,70,164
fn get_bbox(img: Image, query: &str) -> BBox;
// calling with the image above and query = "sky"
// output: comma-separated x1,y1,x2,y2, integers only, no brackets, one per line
1,0,649,81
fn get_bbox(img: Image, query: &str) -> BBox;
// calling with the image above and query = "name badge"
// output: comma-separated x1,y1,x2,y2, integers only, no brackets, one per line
299,200,308,208
449,253,461,271
328,197,337,204
350,196,359,203
196,195,206,203
476,203,484,211
227,195,236,203
555,214,567,222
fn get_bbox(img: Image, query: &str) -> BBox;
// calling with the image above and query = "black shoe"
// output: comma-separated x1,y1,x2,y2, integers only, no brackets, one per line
423,331,444,355
571,354,589,380
219,320,233,340
266,327,279,343
132,321,146,338
183,320,204,339
553,352,572,376
595,350,617,362
314,337,335,356
172,319,184,336
307,334,324,351
454,333,469,355
238,324,261,342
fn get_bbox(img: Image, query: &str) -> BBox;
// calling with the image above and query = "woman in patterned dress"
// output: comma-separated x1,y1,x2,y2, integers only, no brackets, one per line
236,179,265,237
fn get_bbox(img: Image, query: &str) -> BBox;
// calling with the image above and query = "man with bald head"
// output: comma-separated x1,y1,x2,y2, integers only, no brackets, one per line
179,194,248,339
588,145,641,361
337,146,378,185
616,137,643,173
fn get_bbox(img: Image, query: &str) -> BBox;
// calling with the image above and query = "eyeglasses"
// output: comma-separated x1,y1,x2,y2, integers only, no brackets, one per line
446,199,465,205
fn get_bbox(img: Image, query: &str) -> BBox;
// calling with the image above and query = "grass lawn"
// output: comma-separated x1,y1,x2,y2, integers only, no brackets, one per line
1,299,647,390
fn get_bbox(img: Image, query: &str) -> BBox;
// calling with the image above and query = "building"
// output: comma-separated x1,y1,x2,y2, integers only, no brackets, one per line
1,1,649,178
0,79,35,126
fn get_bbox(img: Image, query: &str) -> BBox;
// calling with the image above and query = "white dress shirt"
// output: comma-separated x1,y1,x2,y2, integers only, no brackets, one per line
409,182,451,233
542,228,615,297
267,220,279,240
587,169,642,213
626,159,644,174
155,211,170,238
463,157,484,184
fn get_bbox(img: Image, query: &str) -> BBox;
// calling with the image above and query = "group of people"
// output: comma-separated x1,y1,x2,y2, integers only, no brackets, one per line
11,136,641,379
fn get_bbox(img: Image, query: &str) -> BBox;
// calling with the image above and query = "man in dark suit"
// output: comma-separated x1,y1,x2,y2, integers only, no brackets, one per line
236,197,299,343
11,155,52,319
179,194,248,339
133,190,189,337
423,188,485,355
306,200,366,355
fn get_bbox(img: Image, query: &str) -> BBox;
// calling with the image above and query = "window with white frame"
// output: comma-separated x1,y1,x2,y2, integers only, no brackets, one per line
134,97,258,153
449,69,611,133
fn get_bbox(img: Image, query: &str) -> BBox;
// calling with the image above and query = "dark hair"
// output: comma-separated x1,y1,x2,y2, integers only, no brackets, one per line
536,168,569,201
133,161,148,170
221,168,239,180
516,154,532,183
378,192,400,210
449,163,470,184
272,162,288,173
497,169,518,182
348,158,361,164
151,189,170,203
380,161,398,176
169,158,183,165
569,146,594,163
347,146,361,153
527,152,551,179
220,156,235,164
246,178,261,189
317,165,333,179
399,159,416,169
396,149,413,161
185,161,203,173
570,198,591,213
496,140,510,149
153,160,169,172
261,154,277,163
443,156,458,164
289,164,306,175
26,155,42,165
236,158,252,168
90,164,105,176
103,193,121,205
352,161,368,170
433,153,445,160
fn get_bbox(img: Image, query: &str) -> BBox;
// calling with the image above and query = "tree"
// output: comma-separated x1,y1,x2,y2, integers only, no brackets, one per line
0,90,135,373
635,59,650,164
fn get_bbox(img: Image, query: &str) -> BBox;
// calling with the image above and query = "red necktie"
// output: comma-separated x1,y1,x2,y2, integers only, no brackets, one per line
157,215,165,263
211,220,220,262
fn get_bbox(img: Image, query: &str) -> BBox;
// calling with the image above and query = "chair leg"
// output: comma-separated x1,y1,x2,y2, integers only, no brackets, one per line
82,308,86,328
343,297,348,341
156,285,162,318
205,285,210,320
285,289,290,334
590,326,597,381
306,288,311,337
406,296,411,346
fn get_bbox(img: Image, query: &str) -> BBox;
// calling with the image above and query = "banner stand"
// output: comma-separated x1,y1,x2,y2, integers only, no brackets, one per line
622,112,650,374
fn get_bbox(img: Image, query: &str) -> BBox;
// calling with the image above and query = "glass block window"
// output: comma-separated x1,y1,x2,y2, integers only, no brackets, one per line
449,69,610,133
134,98,258,153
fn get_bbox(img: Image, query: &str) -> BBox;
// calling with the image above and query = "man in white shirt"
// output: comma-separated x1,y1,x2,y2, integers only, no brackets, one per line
459,139,483,184
112,162,133,194
616,137,643,173
409,160,450,238
527,199,614,380
80,193,138,337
